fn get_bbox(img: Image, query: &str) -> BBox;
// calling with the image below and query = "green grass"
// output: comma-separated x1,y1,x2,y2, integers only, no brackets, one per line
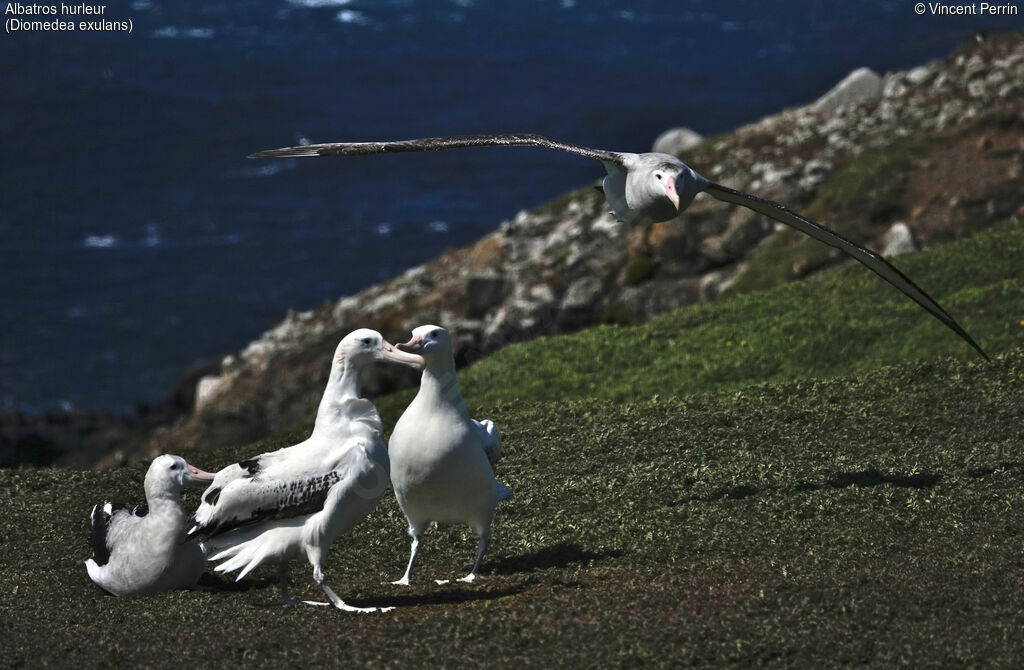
2,220,1023,667
386,218,1022,421
2,349,1023,667
725,137,931,295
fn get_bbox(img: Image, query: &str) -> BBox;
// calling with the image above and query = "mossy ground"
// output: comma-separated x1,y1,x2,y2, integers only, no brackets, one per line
725,136,932,296
2,220,1023,668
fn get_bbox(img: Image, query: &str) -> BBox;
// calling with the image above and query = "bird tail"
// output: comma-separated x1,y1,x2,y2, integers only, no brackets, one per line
205,519,305,581
476,419,502,466
496,481,513,502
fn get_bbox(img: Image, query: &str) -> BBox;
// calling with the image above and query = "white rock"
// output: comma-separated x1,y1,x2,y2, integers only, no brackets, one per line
906,64,935,85
881,223,919,257
812,67,883,112
194,375,226,412
651,127,704,155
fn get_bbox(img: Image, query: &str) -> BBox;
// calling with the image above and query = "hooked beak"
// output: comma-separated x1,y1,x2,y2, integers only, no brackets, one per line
185,463,216,485
382,338,424,370
665,175,680,211
396,334,425,355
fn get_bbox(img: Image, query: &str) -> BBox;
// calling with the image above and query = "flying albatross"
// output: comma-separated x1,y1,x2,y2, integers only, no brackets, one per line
250,133,987,360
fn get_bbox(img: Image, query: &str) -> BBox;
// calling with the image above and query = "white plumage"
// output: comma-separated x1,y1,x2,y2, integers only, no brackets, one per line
190,328,421,612
85,454,214,597
388,325,512,586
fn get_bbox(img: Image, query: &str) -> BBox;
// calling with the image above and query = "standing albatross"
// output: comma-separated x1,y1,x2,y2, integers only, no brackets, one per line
387,325,511,586
189,329,422,612
250,133,987,360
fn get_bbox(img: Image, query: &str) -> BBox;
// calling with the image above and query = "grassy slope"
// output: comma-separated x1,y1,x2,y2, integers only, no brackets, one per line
3,220,1024,668
376,218,1023,421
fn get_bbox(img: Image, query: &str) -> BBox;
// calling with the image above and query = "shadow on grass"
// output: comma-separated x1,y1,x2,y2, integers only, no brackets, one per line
196,572,275,593
797,467,941,491
371,584,526,609
486,541,624,576
967,461,1024,478
675,467,943,506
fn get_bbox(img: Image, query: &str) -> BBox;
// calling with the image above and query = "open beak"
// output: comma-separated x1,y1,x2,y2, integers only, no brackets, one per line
382,338,424,370
185,463,216,485
666,175,680,211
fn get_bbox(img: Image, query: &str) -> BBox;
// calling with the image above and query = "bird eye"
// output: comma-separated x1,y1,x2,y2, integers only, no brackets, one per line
169,462,179,470
431,330,440,338
361,338,372,345
656,173,662,180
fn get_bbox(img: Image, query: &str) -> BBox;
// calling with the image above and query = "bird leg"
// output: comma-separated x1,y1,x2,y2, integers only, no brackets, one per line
457,530,490,584
391,534,421,586
278,564,307,607
311,564,392,613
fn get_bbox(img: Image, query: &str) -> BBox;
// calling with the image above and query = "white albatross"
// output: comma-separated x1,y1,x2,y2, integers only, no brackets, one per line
85,454,215,597
250,133,987,360
388,325,511,586
188,328,422,612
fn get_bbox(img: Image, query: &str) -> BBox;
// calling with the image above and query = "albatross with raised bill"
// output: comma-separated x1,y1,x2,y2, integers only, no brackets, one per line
188,329,422,612
250,133,987,360
85,454,215,597
387,325,511,586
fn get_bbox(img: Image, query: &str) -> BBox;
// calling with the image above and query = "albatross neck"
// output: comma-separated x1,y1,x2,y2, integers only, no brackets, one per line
315,356,362,432
419,355,469,417
143,480,187,517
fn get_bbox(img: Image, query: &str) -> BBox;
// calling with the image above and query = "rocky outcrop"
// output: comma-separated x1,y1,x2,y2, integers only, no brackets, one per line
8,35,1024,469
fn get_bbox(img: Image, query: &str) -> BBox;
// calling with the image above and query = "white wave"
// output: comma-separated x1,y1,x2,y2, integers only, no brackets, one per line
287,0,352,6
151,26,216,39
143,223,162,248
376,223,392,236
427,221,449,233
336,9,369,24
83,234,119,249
243,162,290,177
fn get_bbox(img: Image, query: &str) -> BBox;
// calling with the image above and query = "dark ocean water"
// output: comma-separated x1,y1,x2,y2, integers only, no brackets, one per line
1,0,1019,412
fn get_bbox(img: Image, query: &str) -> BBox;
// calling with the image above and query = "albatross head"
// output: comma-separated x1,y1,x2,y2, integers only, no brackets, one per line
147,454,215,496
334,328,424,371
395,324,451,367
622,153,705,224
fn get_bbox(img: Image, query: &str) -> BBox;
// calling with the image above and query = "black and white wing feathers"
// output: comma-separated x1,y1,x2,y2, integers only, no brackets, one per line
88,501,148,567
191,444,368,538
250,133,625,165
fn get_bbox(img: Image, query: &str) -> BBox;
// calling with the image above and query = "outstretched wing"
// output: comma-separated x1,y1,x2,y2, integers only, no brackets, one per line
701,181,988,361
250,133,625,165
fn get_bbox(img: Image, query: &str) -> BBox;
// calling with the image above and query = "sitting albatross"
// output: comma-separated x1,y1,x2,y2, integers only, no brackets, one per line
251,134,987,360
85,454,215,597
189,329,422,612
387,325,511,586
